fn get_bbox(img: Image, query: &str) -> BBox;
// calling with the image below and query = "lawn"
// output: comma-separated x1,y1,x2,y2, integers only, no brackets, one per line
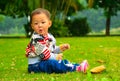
0,36,120,81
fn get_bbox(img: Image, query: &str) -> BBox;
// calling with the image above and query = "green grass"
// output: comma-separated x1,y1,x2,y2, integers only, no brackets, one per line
0,36,120,81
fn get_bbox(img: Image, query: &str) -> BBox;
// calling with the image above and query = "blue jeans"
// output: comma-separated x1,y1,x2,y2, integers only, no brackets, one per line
28,59,79,74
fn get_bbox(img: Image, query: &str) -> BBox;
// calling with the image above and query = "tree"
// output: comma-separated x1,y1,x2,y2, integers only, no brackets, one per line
0,0,89,37
88,0,120,36
0,0,73,37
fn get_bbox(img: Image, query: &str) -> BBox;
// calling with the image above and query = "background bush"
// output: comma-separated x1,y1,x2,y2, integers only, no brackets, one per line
49,19,69,37
65,17,91,36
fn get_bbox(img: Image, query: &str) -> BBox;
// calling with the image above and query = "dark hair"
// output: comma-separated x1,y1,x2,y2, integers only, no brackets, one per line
30,8,51,23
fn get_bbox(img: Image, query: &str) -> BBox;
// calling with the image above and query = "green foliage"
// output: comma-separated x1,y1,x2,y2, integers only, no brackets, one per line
0,37,120,81
0,0,29,17
0,0,75,18
93,0,120,15
0,14,5,22
88,0,120,35
73,8,120,33
0,15,27,35
0,0,85,37
49,20,69,37
66,18,91,36
28,0,41,12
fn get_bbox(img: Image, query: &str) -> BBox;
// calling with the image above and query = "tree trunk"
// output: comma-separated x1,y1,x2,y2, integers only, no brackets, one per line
105,16,111,36
40,0,45,8
105,7,111,36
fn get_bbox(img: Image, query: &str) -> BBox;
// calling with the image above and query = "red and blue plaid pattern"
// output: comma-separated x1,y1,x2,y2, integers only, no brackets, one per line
26,35,51,60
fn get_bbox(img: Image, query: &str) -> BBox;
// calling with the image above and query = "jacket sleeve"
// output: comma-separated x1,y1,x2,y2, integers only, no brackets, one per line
26,41,51,60
52,46,62,54
48,34,62,54
25,43,38,58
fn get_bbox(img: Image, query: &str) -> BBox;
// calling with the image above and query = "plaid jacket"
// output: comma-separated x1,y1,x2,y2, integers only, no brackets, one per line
26,32,58,60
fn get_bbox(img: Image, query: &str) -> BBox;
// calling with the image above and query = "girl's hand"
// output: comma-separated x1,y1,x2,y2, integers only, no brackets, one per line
56,53,63,60
59,44,70,52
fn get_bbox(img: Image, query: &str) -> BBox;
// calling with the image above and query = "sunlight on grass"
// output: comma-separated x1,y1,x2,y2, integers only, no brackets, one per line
0,37,120,81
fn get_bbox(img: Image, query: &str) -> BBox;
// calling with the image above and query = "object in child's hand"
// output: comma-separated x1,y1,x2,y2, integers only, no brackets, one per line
34,42,45,55
90,65,106,74
59,44,70,52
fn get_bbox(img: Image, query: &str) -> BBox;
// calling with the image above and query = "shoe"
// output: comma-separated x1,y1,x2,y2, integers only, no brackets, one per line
77,60,89,73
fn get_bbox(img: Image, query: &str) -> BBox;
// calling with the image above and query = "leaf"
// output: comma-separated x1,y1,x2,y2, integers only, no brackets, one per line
97,59,105,63
90,65,106,74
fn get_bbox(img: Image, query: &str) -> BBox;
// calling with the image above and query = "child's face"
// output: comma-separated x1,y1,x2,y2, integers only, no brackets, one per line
31,13,52,36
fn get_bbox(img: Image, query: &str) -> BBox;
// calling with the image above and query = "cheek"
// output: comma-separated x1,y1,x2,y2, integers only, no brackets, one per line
31,26,35,30
31,26,38,31
31,24,34,29
43,27,48,31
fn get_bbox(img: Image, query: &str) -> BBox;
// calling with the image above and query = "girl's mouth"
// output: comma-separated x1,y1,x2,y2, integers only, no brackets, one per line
39,29,42,33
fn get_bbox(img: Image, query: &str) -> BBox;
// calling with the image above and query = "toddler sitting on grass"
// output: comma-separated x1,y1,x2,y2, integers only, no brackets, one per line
25,8,89,74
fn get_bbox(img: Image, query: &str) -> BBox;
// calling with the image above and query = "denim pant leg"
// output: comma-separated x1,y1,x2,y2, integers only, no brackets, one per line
28,63,40,73
38,59,79,74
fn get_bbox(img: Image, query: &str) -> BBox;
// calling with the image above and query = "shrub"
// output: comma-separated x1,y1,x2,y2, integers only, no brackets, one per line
49,20,69,37
66,18,91,36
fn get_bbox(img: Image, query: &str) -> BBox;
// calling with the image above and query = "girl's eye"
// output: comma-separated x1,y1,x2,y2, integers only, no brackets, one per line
34,22,38,25
42,22,45,24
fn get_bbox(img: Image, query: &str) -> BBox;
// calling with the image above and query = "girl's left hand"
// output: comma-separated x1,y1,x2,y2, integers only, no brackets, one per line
59,44,70,52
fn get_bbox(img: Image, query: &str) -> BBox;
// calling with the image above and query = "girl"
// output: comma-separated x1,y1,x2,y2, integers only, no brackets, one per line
26,8,89,74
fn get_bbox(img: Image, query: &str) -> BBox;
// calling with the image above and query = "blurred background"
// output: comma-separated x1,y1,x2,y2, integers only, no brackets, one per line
0,0,120,37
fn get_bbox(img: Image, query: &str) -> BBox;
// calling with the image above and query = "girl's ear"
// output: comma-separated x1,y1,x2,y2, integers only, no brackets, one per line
48,20,52,28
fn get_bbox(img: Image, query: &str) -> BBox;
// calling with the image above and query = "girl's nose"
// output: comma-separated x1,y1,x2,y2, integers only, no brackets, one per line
38,24,42,28
39,23,42,27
